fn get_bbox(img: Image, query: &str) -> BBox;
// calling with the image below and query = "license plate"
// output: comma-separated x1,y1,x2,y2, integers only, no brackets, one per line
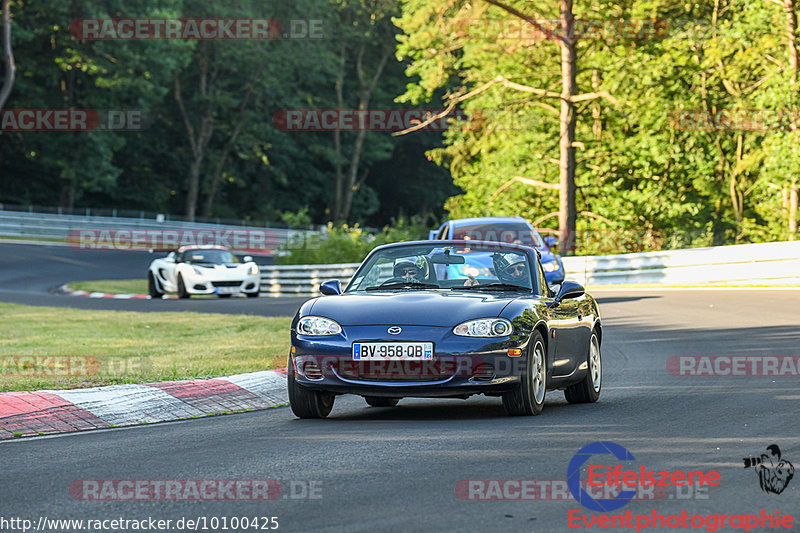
353,342,434,361
216,286,240,294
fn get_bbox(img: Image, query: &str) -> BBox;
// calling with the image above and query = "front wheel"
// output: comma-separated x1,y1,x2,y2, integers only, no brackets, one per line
177,275,190,299
364,396,399,407
288,363,334,418
502,331,546,416
147,272,163,298
564,331,602,404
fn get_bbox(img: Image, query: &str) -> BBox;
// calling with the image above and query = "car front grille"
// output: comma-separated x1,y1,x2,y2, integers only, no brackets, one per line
336,361,455,382
211,281,243,287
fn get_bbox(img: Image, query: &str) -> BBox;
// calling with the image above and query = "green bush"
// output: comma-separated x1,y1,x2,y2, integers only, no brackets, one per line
276,215,434,265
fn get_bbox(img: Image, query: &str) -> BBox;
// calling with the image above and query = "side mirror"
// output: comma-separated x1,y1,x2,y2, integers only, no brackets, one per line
428,230,438,240
552,281,584,305
166,252,176,263
543,235,558,249
243,255,253,263
319,279,342,296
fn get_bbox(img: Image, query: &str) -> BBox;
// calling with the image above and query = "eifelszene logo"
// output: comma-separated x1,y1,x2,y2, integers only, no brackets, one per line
567,441,721,512
743,444,794,494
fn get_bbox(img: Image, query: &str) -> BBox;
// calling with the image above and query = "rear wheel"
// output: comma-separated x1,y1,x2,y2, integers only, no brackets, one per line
503,331,546,416
177,275,190,299
364,396,399,407
564,332,601,404
288,362,334,418
147,272,163,298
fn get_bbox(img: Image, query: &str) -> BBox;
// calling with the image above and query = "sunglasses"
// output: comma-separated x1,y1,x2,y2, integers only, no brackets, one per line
505,264,525,275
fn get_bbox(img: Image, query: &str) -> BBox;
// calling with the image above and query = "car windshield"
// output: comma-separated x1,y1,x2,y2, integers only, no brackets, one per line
181,249,239,265
452,222,545,248
346,243,535,293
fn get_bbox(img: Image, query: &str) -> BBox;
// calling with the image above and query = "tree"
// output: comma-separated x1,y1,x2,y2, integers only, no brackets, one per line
395,0,618,253
0,0,14,111
330,0,399,223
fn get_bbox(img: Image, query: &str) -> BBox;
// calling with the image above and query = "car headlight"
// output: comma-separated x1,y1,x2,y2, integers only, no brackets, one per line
542,261,560,273
248,264,259,275
297,316,342,336
453,318,513,337
191,266,204,275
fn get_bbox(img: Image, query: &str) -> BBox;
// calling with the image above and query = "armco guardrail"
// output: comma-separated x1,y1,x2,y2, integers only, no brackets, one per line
562,240,800,286
260,240,800,297
0,210,311,252
260,263,360,297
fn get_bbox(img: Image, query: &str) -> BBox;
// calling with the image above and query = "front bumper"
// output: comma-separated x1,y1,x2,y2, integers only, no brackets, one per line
291,325,531,398
184,274,260,295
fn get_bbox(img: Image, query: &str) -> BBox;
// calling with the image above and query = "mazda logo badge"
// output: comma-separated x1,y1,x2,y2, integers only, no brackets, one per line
388,326,402,335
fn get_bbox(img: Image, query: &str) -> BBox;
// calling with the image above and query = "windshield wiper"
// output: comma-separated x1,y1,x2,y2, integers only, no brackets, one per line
452,283,531,292
365,282,440,291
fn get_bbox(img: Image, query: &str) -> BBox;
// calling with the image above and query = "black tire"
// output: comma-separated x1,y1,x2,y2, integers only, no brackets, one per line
502,330,547,416
177,275,190,299
288,362,334,418
219,294,232,299
565,331,602,404
147,272,163,298
364,396,399,407
246,291,259,298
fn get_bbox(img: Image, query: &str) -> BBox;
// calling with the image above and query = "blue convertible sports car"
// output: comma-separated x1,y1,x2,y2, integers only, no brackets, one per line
287,241,602,418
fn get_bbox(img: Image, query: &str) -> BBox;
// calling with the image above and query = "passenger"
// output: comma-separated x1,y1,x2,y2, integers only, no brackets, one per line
393,260,423,282
493,254,529,284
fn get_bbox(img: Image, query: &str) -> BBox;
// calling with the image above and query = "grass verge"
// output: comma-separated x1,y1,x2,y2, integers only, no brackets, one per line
0,302,290,392
68,279,147,294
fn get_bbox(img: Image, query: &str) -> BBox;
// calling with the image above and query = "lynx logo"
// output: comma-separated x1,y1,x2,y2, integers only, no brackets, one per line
743,444,794,494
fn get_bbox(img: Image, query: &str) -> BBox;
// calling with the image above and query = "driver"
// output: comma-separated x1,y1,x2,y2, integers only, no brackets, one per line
493,253,529,284
393,259,423,282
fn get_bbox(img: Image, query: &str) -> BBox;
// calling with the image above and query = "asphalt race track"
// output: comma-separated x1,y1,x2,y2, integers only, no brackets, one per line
1,239,798,532
0,242,307,316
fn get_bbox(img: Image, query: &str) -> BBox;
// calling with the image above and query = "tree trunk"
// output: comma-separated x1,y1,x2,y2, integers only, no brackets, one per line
558,0,577,254
785,0,798,86
202,87,253,218
59,183,75,209
783,0,798,238
332,43,347,222
791,178,798,238
336,46,391,223
340,129,369,221
0,0,14,111
174,45,214,221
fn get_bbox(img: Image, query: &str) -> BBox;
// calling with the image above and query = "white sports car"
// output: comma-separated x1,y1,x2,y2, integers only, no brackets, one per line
147,245,261,298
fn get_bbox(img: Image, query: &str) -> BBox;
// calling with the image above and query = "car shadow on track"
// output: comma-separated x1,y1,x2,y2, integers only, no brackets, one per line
307,398,578,422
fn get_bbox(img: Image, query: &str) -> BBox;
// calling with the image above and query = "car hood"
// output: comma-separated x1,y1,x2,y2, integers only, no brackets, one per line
308,291,518,327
